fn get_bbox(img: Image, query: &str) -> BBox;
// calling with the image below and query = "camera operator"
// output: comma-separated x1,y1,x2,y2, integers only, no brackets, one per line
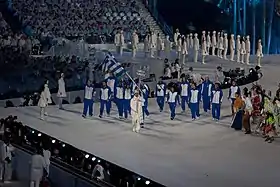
30,148,47,187
215,66,224,84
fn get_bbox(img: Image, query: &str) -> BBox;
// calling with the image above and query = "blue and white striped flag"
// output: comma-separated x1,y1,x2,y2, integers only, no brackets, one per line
101,53,126,78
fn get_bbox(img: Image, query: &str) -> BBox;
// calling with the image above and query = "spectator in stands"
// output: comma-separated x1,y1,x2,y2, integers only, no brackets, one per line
30,148,46,187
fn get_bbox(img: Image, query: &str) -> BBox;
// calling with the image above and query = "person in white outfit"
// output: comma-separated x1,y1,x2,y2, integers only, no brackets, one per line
156,33,163,58
211,31,217,56
130,90,144,133
44,80,52,115
114,29,125,56
223,33,228,60
176,35,182,59
30,149,47,187
229,34,235,61
201,37,207,64
206,31,211,55
164,35,171,59
150,31,157,58
245,35,251,64
236,35,241,63
201,31,206,41
218,33,224,58
42,146,51,177
181,35,188,64
38,86,48,120
144,33,150,58
193,33,199,63
173,28,180,48
131,30,139,58
57,73,66,109
189,33,194,50
256,39,263,67
241,36,246,63
1,138,14,182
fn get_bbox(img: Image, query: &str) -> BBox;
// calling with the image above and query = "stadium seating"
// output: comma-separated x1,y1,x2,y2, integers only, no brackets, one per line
11,0,149,42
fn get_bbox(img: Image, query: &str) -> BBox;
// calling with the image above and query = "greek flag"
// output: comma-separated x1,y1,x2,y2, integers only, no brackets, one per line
101,53,126,78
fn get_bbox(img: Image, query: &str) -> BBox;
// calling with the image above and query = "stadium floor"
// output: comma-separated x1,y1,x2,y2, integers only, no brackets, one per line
1,54,280,187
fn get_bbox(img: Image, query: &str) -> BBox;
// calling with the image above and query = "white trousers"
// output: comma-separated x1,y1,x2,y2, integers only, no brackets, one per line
245,52,250,64
241,54,244,63
257,57,261,66
212,46,216,56
223,48,228,59
132,48,136,58
202,55,206,64
58,97,63,109
206,46,210,54
132,115,140,132
236,51,240,62
30,179,40,187
193,50,198,62
116,46,123,56
150,47,156,57
40,107,46,119
230,49,235,61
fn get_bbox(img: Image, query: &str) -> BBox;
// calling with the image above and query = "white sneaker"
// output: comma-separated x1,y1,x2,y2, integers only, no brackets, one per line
192,118,195,121
44,112,48,116
196,117,200,120
212,118,215,121
40,117,44,121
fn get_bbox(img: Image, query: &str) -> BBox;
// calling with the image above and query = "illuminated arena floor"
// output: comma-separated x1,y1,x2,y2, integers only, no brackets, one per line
1,54,280,187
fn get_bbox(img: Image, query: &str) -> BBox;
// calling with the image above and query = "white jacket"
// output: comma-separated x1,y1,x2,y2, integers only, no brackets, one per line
164,37,171,52
44,84,52,104
150,33,157,48
114,33,124,46
230,38,235,50
30,154,46,181
219,37,224,50
130,96,143,120
202,40,207,55
156,36,163,51
211,35,216,47
131,33,139,49
206,35,211,47
144,36,150,52
182,40,188,55
256,43,263,57
38,91,48,108
57,78,66,98
193,37,199,51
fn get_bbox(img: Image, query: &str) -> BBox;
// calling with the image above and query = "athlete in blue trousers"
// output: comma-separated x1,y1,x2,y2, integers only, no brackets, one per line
201,76,212,113
180,77,190,112
105,74,116,109
167,87,178,120
114,81,125,119
82,80,96,118
211,82,223,121
156,80,166,112
123,84,133,119
188,82,201,120
228,80,240,115
141,84,150,119
99,81,111,118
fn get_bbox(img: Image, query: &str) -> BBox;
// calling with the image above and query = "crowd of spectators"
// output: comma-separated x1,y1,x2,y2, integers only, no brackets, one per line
0,54,89,100
12,0,149,43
